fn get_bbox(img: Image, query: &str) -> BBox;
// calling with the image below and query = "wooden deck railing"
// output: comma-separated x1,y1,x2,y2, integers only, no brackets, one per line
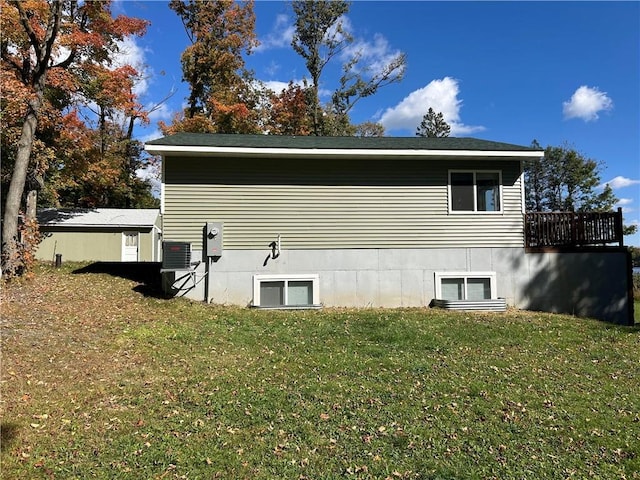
525,208,624,248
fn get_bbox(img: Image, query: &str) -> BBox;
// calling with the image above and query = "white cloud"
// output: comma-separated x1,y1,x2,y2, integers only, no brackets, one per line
140,129,164,144
341,33,406,81
259,79,334,100
562,85,613,122
256,14,296,52
136,163,161,197
327,14,352,46
147,102,172,123
113,36,150,96
616,198,633,206
263,80,296,95
602,176,640,190
263,60,282,77
113,36,146,69
379,77,485,136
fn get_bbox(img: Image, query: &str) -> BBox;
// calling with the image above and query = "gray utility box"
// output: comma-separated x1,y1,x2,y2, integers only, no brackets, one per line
162,241,191,270
203,222,223,259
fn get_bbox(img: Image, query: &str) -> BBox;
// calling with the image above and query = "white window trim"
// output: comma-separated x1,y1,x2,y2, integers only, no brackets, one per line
448,170,503,214
434,271,497,300
252,274,320,308
160,159,166,214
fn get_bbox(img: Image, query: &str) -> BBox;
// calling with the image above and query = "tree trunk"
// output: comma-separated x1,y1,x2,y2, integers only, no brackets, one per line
1,104,40,275
311,72,320,136
26,190,38,220
2,0,62,276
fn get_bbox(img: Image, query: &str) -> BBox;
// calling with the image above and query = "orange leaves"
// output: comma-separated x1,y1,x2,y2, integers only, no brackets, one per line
267,81,314,136
45,67,78,92
80,63,140,116
58,110,92,152
211,99,250,118
169,0,258,132
2,0,148,95
161,99,259,135
3,0,51,44
210,98,260,134
0,74,33,118
110,14,149,38
1,0,155,201
159,113,217,136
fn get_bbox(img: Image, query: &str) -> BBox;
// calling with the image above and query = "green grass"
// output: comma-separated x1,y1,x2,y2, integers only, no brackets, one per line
2,263,639,479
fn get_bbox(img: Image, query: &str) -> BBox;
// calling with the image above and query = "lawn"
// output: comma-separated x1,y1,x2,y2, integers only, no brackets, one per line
2,263,639,479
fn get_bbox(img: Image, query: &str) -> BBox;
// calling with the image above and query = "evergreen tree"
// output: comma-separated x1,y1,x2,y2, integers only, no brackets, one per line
416,108,451,138
524,142,617,213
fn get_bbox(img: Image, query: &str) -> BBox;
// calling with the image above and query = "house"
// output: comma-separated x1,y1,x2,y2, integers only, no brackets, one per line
145,133,633,325
36,208,162,263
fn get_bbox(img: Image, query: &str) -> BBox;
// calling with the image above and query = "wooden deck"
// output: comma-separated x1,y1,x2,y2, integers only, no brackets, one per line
525,208,624,249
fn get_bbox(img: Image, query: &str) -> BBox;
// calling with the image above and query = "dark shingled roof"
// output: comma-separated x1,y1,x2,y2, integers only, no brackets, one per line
145,133,539,152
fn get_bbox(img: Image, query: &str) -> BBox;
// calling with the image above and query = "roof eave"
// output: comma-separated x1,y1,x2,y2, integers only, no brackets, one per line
144,144,544,159
40,223,154,229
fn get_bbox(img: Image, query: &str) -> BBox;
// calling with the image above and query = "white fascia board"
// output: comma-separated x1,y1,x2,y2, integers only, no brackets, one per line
42,224,152,229
144,144,544,159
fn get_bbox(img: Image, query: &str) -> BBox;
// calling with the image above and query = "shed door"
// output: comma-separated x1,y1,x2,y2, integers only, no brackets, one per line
122,232,139,262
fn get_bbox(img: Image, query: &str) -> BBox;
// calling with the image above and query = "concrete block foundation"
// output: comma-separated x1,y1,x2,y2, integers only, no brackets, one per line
161,247,633,325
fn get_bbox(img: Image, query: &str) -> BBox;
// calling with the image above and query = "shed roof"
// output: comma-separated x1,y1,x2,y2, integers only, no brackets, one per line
146,133,539,152
38,208,160,229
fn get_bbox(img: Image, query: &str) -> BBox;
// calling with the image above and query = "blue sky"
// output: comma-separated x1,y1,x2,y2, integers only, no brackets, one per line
114,1,640,246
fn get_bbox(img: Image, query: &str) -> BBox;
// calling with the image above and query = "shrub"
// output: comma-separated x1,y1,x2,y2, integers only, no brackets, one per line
1,215,42,280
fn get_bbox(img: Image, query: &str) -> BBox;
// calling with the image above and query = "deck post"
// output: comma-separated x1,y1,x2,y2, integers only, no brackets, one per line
615,207,624,247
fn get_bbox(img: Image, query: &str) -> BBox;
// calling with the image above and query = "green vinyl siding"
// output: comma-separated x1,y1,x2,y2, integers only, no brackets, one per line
137,229,157,261
163,156,524,249
37,230,123,262
36,228,156,262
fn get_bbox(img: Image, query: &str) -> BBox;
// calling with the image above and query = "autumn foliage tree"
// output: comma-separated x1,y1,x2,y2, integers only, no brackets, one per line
264,81,385,137
164,0,261,135
67,61,158,208
266,81,314,135
1,0,148,277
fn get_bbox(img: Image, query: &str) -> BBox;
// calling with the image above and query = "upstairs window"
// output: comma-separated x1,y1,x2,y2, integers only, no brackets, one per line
449,171,502,213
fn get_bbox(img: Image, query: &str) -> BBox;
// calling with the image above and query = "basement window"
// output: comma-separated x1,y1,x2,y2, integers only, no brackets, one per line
434,272,497,301
252,274,320,308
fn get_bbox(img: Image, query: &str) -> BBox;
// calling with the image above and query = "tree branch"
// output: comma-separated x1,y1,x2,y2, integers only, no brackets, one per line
37,0,65,77
0,48,24,76
10,1,43,61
